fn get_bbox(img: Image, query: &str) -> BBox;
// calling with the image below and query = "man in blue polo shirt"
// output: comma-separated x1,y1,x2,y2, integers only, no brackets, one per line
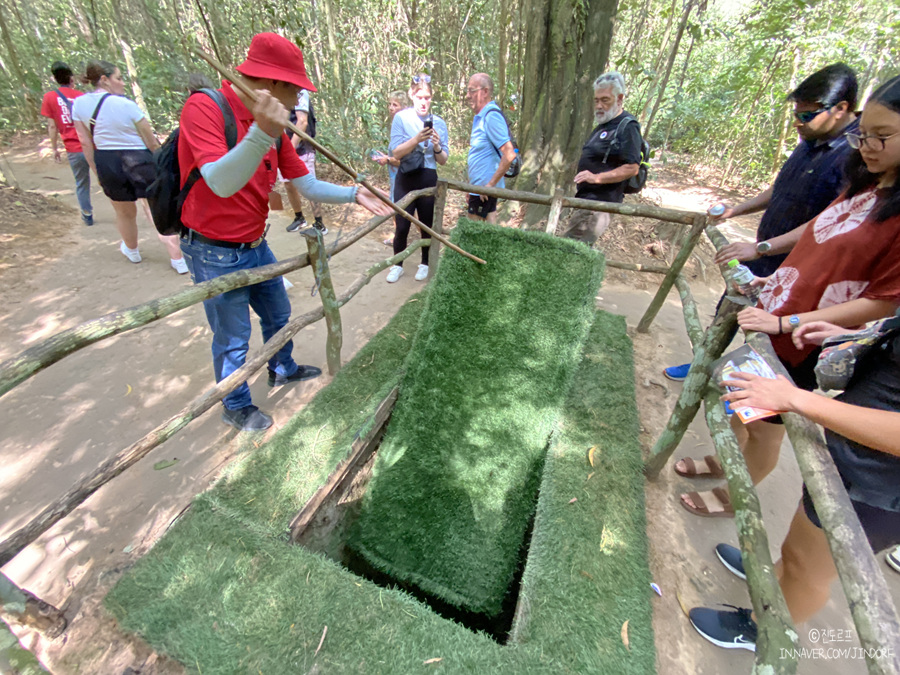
465,73,516,221
664,63,859,383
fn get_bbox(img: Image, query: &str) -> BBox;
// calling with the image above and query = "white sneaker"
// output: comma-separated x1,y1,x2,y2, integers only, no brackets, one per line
415,264,429,281
120,241,142,263
386,265,404,283
171,257,189,274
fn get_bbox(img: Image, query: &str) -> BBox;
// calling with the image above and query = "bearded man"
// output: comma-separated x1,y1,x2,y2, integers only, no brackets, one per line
559,71,642,245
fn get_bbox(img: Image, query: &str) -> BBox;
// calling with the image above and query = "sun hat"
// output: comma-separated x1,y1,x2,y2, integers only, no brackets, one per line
236,33,317,92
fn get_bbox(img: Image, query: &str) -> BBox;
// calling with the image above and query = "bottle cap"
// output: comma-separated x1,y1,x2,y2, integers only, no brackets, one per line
727,259,739,268
709,204,726,217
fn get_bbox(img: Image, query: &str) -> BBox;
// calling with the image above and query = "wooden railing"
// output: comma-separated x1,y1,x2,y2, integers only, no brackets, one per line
0,179,709,647
645,225,900,674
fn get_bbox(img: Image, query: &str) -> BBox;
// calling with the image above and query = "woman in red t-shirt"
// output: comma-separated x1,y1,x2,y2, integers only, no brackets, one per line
681,75,900,518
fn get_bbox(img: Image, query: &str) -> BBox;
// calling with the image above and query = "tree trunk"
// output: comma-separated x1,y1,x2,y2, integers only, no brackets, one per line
641,0,694,133
516,0,619,226
0,3,38,126
661,33,696,158
321,0,348,136
622,0,650,69
770,49,799,181
497,0,510,106
193,0,225,64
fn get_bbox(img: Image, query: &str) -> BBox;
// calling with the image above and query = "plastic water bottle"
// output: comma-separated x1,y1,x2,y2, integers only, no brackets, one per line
727,259,759,303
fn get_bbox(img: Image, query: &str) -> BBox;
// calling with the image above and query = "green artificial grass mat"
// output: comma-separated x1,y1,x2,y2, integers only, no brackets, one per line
349,220,605,617
510,311,656,673
107,265,654,674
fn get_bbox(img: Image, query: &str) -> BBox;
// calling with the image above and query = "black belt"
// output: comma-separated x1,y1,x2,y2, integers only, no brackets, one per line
182,229,264,250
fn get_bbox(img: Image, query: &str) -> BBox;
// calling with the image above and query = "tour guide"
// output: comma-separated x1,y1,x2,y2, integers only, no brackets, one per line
178,32,391,432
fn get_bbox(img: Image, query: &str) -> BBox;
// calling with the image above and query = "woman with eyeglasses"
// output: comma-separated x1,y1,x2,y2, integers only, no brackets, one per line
680,76,900,522
386,73,449,283
72,60,187,273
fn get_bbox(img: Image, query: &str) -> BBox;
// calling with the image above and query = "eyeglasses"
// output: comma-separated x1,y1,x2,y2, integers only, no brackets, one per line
412,75,431,85
793,106,830,124
846,130,900,151
466,87,486,95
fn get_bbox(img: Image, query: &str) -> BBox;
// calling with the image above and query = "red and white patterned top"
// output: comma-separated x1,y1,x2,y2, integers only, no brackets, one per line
761,187,900,366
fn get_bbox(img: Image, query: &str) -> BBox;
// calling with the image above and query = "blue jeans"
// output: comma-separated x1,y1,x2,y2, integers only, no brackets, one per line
67,151,92,215
180,237,299,410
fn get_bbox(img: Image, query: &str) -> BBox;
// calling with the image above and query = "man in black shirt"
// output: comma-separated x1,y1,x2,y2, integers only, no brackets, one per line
559,72,642,245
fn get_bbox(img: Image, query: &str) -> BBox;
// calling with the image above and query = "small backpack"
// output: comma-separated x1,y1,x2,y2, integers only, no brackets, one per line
485,107,521,178
147,89,237,236
602,114,650,194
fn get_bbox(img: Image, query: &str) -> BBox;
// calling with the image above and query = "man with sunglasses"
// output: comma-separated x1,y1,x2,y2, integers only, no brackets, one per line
664,63,859,382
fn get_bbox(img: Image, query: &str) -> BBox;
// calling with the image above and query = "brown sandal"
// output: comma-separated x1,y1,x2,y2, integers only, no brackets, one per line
680,487,734,518
674,455,725,479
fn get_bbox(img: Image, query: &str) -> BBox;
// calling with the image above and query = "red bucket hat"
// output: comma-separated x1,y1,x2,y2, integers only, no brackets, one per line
236,33,317,92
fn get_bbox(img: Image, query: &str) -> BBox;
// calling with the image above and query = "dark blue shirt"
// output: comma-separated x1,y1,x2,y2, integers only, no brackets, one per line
748,118,859,277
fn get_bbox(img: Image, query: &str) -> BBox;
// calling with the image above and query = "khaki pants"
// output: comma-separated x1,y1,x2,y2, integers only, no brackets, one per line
558,209,610,246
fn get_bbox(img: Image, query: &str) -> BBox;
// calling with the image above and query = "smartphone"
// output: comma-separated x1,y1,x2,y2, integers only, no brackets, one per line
423,115,434,131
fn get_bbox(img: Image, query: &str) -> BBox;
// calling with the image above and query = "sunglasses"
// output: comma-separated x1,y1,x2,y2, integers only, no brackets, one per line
412,74,432,85
793,106,830,124
846,130,900,152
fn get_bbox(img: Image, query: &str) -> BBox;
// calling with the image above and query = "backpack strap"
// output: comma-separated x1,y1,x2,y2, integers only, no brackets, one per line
178,89,240,211
484,107,512,157
601,114,638,164
89,93,112,140
55,88,72,117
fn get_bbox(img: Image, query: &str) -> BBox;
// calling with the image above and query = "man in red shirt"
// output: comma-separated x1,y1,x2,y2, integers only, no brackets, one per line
178,32,391,432
40,62,93,226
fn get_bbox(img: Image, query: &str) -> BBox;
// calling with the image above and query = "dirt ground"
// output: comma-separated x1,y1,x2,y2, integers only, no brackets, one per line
1,137,897,674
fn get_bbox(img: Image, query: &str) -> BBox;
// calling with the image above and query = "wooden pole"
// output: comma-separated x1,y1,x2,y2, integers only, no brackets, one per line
644,297,739,478
674,274,704,349
429,180,447,279
637,213,708,333
605,259,670,275
545,188,564,234
195,50,485,266
747,333,900,671
304,229,343,376
0,187,434,401
0,573,66,639
441,178,699,224
701,384,799,673
0,240,430,568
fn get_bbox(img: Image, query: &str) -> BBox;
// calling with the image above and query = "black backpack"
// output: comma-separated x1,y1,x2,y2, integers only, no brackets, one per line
147,88,238,236
290,98,316,154
485,108,521,178
602,114,650,194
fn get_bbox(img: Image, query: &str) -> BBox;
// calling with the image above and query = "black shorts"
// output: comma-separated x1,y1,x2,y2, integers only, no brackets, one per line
802,484,900,553
762,348,822,425
95,149,155,202
467,194,498,218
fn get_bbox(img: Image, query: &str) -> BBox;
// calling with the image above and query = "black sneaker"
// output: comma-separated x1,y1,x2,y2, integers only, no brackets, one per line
221,404,273,431
313,218,328,235
267,365,323,387
715,543,747,580
82,211,94,226
286,216,307,233
689,605,757,652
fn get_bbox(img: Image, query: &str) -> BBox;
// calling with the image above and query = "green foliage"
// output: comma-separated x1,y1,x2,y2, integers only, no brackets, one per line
351,220,605,617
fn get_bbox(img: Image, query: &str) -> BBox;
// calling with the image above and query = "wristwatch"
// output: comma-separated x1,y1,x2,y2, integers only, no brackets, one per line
756,241,772,257
434,145,443,154
788,315,800,330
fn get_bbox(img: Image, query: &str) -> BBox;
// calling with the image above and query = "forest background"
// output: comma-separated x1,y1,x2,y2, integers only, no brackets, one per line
0,0,898,192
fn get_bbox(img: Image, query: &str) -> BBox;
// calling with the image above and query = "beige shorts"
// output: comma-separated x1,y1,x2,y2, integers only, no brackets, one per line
278,151,317,182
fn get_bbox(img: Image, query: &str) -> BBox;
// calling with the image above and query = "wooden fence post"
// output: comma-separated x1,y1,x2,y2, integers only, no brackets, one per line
545,188,564,235
430,181,448,279
304,229,343,376
637,213,708,333
644,297,739,478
